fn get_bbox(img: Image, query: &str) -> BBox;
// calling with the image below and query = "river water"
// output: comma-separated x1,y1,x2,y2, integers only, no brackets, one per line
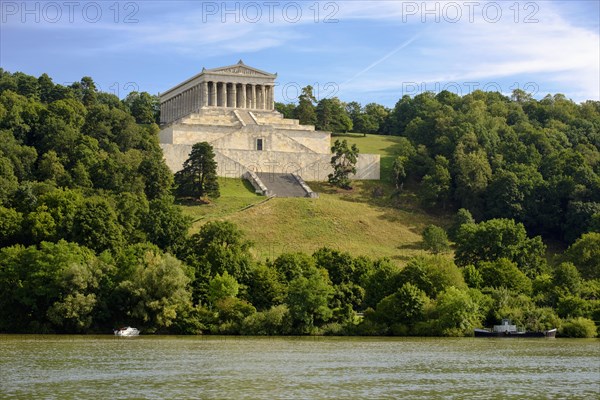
1,335,598,399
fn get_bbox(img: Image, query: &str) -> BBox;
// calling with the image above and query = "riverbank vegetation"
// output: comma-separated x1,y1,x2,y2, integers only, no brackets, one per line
0,70,598,337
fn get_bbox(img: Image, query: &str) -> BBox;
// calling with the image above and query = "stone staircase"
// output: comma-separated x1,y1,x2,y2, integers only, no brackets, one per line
182,109,241,126
255,172,312,198
252,111,314,131
235,110,258,126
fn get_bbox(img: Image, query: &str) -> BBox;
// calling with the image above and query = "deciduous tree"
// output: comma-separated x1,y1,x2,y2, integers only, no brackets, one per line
328,139,359,189
422,225,450,254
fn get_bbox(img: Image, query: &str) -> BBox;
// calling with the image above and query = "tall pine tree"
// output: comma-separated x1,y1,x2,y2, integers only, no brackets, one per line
175,142,220,199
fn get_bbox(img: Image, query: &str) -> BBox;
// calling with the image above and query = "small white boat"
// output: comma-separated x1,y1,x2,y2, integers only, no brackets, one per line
114,326,140,336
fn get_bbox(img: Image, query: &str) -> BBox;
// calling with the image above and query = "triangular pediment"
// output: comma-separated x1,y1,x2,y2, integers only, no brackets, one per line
205,61,276,78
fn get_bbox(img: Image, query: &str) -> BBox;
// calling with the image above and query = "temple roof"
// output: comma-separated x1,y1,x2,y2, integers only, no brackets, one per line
161,60,277,98
203,60,277,78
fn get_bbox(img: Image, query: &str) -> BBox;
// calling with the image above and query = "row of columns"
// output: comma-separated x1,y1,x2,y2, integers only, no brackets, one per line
161,82,275,124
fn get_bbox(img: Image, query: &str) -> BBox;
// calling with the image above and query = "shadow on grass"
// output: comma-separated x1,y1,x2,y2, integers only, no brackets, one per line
397,242,424,251
241,178,259,194
331,133,367,138
175,197,211,206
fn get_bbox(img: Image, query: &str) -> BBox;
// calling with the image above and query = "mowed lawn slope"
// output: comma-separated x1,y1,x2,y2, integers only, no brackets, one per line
181,134,449,263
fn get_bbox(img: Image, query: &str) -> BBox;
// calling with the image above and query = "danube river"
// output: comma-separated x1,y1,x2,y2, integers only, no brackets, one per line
1,335,598,399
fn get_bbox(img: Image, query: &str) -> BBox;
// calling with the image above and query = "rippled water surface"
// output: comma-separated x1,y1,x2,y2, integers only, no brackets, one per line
1,335,598,399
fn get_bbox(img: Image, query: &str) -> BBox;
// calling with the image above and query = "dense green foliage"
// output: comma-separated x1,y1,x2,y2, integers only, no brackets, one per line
1,71,598,337
0,70,190,332
278,89,600,243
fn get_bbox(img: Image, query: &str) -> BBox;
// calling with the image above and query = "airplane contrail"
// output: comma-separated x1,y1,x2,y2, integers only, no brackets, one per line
342,33,421,86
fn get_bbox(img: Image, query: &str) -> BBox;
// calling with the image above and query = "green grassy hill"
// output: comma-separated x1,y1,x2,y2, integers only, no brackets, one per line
180,134,450,263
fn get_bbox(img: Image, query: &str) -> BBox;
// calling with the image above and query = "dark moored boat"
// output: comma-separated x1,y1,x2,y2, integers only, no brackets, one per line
474,319,556,338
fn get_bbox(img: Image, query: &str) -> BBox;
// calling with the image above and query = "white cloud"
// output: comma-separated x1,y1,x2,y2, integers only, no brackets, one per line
3,1,597,103
337,1,599,101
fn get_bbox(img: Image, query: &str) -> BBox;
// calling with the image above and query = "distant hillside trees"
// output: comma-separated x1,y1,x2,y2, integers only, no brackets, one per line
277,86,600,244
384,90,600,244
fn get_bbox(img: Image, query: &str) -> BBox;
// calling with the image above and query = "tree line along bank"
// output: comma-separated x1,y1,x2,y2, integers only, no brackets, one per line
0,70,598,337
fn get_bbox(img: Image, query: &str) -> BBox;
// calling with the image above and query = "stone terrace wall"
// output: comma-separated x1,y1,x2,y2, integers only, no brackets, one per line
159,144,380,181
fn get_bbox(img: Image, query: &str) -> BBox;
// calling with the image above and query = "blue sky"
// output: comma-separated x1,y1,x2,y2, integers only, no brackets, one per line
1,1,599,107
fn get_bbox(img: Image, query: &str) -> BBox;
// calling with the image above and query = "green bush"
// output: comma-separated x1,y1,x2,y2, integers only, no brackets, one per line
560,317,597,338
321,322,345,336
240,305,291,335
422,225,450,254
353,318,388,336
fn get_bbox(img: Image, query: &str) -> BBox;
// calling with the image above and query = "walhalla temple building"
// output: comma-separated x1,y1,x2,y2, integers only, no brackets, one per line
159,61,380,197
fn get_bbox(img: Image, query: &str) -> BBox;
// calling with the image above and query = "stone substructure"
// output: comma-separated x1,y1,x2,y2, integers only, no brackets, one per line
159,61,380,181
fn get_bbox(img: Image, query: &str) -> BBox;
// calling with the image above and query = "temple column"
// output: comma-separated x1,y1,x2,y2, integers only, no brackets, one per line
265,86,271,110
196,85,202,110
256,85,262,110
218,82,225,107
225,82,229,107
240,84,246,109
192,86,196,112
210,81,216,107
261,85,266,110
251,84,256,109
226,83,231,107
264,85,269,110
230,83,237,108
202,82,208,107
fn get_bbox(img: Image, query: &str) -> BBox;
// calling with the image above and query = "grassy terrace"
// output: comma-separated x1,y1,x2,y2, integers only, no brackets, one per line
180,134,452,263
331,133,409,184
